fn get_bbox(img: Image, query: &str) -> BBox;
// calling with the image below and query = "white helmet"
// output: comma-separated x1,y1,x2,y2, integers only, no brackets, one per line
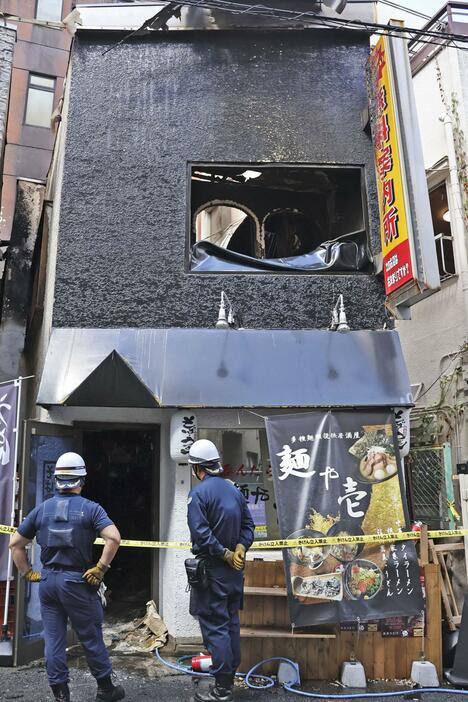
54,452,87,489
188,439,223,475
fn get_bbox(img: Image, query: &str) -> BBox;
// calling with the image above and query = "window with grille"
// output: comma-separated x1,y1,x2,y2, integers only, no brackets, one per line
407,444,455,530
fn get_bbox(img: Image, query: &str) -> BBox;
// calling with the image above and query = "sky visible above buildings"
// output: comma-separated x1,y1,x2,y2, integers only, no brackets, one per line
377,0,445,27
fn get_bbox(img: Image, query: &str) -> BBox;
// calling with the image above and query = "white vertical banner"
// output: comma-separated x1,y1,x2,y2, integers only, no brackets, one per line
394,407,410,458
0,381,19,580
170,411,197,463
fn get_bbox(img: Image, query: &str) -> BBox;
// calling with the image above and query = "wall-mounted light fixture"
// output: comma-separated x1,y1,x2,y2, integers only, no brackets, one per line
216,291,236,329
329,294,350,332
442,210,451,223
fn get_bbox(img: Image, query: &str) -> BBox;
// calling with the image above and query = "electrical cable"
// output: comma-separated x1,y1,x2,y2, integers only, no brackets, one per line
346,0,431,21
415,346,465,403
156,649,468,697
283,685,468,698
175,0,468,49
155,648,273,685
156,647,211,676
102,0,468,54
378,1,431,21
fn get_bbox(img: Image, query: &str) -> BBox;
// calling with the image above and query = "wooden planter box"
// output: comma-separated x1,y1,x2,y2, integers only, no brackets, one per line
240,560,442,680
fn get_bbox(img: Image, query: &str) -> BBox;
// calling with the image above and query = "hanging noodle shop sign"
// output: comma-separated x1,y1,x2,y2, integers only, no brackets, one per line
370,37,414,295
266,411,424,627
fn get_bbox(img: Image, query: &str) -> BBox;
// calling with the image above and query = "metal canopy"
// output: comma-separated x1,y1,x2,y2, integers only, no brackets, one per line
37,328,412,408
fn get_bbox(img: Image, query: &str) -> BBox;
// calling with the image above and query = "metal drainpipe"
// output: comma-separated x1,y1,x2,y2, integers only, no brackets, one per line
441,113,468,324
442,113,468,544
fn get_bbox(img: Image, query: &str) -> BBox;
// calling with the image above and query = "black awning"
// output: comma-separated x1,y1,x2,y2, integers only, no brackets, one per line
37,328,412,408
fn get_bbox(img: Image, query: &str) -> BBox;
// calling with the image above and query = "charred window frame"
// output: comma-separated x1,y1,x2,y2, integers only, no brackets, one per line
188,163,371,274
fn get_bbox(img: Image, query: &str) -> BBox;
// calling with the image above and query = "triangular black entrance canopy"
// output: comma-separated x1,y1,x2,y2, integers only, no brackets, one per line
65,350,158,408
38,328,413,408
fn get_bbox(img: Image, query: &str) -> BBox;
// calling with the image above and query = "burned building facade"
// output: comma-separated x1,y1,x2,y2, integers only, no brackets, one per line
7,9,415,665
55,28,384,329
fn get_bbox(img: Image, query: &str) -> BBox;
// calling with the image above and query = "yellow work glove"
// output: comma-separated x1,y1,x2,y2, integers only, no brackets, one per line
23,568,41,582
232,544,246,571
223,549,236,569
82,560,109,587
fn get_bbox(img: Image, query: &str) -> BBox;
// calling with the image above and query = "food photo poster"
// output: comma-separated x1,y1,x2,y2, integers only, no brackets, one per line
266,411,424,627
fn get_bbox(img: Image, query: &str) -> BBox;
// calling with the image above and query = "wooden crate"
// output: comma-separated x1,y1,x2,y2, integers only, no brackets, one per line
239,560,442,679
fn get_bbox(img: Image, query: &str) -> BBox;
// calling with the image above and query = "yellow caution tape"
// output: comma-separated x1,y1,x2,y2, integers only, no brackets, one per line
2,523,468,549
0,525,16,535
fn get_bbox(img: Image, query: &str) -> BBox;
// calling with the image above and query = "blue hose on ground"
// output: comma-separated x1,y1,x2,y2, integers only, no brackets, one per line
155,649,468,698
156,648,274,686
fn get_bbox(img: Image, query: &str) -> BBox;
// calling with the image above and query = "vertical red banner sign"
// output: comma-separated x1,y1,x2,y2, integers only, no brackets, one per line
369,37,415,295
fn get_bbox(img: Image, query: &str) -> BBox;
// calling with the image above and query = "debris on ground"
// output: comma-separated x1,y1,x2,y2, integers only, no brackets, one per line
103,600,168,653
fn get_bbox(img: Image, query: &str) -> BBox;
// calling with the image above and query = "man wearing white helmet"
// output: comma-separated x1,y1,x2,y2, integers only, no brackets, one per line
9,452,125,702
187,439,255,702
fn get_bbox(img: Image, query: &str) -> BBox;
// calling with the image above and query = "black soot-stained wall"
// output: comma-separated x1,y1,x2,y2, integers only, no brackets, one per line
54,29,387,330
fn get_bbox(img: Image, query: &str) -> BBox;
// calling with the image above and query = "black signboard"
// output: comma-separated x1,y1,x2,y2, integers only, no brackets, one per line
266,411,424,627
0,382,18,579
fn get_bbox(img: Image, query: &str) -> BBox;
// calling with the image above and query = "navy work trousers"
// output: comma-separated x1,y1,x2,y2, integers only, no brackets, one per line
190,562,243,685
39,569,112,686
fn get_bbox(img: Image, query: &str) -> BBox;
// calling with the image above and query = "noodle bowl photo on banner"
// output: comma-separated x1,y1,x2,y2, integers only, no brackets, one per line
265,410,424,627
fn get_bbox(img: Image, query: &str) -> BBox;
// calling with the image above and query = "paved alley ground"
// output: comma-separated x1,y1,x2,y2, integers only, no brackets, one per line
0,654,463,702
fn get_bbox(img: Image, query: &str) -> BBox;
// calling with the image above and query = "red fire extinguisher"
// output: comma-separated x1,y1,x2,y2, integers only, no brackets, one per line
192,654,213,672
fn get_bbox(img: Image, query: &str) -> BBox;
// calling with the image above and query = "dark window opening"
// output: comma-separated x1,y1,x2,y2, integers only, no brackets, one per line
264,210,312,258
190,164,370,273
429,182,456,280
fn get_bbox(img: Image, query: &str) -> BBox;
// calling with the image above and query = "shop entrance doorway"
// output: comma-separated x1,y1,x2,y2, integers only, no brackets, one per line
82,428,158,618
12,423,159,667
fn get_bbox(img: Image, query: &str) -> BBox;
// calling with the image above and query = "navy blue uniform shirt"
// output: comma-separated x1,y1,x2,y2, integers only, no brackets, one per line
187,475,255,558
18,493,113,570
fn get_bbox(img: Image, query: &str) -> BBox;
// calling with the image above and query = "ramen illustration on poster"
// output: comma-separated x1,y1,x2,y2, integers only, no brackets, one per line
266,411,424,627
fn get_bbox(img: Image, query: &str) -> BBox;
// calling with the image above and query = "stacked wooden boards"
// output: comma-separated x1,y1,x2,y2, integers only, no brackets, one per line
239,560,442,679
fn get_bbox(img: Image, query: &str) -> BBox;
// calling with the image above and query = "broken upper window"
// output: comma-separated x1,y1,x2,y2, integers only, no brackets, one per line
429,182,456,281
189,164,370,273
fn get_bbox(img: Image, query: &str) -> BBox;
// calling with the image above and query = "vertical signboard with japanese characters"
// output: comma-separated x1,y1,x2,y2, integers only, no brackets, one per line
266,411,424,627
369,37,415,296
0,382,18,580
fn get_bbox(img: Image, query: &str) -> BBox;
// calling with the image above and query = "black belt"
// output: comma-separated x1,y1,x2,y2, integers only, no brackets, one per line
43,566,85,573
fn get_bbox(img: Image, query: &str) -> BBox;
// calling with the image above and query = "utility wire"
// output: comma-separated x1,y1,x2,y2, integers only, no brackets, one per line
175,0,468,45
346,0,431,21
415,347,466,404
378,0,431,21
100,0,468,55
0,10,62,29
102,2,182,54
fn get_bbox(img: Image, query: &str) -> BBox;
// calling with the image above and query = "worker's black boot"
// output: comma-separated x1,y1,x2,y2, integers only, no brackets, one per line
51,683,70,702
195,678,234,702
95,675,125,701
